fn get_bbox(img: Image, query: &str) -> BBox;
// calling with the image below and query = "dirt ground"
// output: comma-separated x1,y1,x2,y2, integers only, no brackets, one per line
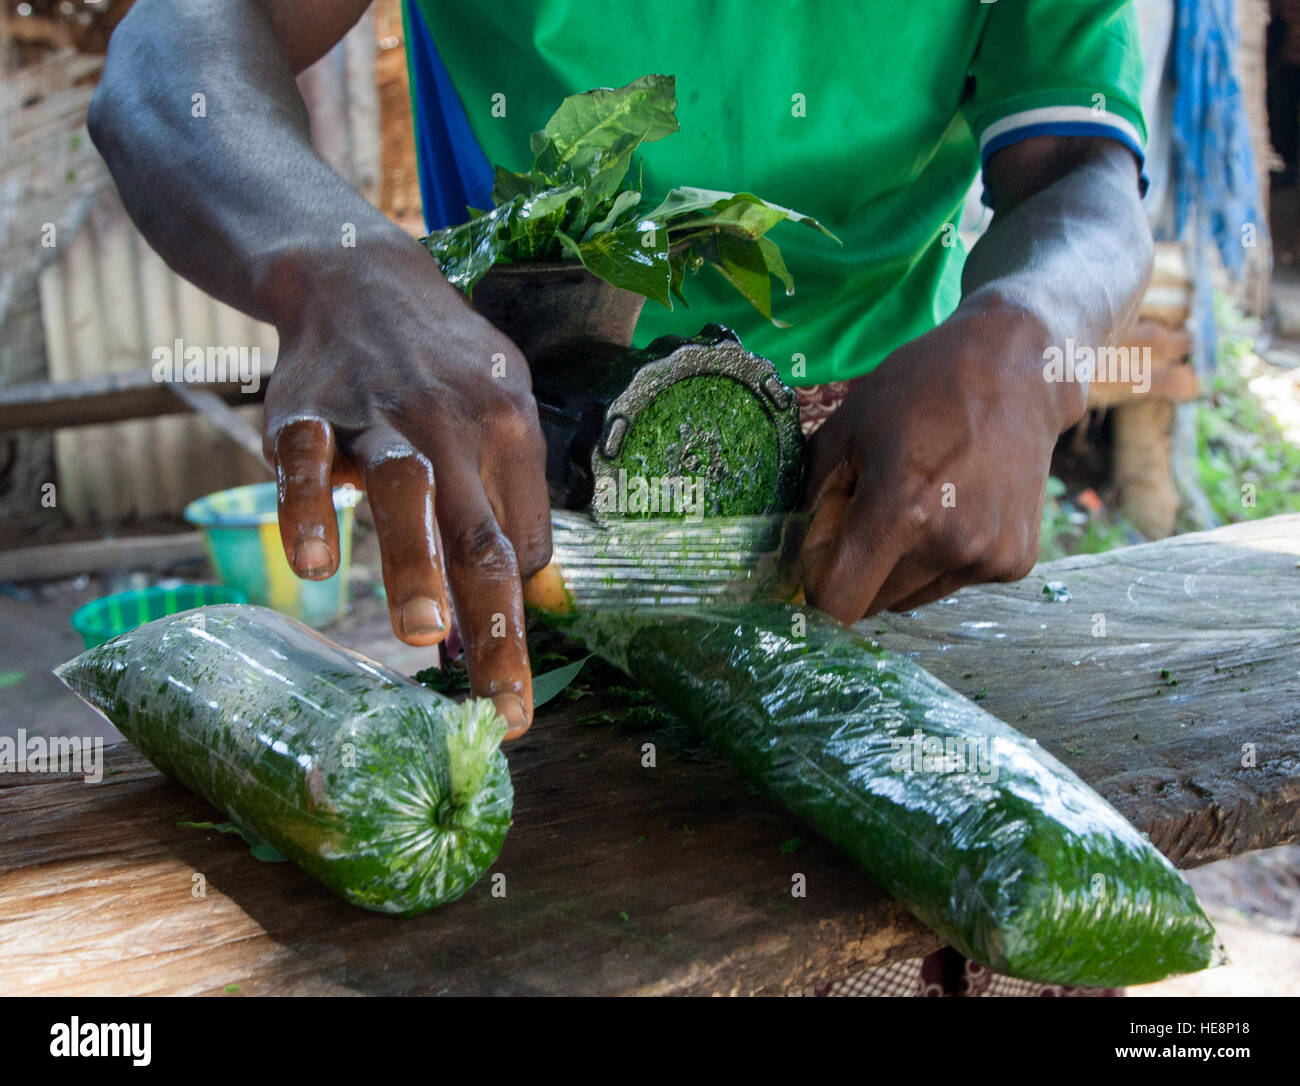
1130,845,1300,996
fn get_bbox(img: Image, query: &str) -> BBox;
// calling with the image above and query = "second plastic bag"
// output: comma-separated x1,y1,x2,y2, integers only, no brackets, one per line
568,601,1224,987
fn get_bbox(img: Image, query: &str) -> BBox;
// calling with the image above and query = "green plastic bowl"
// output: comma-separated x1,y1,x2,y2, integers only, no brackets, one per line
184,481,361,628
70,584,247,649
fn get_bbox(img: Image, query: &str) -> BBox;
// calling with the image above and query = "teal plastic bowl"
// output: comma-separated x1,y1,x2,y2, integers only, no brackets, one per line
70,584,247,649
184,481,361,628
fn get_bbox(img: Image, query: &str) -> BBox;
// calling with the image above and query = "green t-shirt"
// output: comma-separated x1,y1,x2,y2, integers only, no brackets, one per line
407,0,1146,387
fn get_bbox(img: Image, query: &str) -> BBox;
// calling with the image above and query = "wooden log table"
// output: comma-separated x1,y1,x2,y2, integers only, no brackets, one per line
2,516,1298,995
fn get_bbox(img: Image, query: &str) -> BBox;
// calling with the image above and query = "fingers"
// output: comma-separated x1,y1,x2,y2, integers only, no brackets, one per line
436,457,533,740
273,417,341,580
483,409,553,579
351,427,450,647
868,552,945,613
887,570,974,614
800,462,909,624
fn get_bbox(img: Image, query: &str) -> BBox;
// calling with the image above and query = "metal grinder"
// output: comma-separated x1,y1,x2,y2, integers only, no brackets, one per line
531,324,804,519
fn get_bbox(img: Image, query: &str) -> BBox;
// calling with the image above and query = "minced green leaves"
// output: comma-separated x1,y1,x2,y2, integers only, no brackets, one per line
421,73,838,323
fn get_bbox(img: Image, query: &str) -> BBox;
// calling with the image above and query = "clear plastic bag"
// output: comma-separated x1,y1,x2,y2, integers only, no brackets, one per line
58,605,511,916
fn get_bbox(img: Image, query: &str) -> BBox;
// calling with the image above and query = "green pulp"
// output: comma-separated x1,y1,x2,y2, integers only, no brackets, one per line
607,376,789,517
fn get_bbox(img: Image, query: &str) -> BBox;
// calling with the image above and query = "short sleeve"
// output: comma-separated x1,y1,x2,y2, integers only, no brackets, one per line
962,0,1148,194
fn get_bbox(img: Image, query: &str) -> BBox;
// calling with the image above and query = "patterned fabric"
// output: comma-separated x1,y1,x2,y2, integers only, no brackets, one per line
806,950,1124,997
796,381,853,436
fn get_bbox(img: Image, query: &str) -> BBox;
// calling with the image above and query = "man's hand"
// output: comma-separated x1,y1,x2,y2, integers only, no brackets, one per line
800,298,1081,620
264,242,551,737
89,0,552,739
800,136,1150,624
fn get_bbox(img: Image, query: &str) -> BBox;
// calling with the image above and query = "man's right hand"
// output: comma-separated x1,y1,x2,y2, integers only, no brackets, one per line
88,0,550,736
262,241,552,738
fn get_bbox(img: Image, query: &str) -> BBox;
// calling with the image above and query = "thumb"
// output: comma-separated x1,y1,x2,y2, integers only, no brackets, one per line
799,462,906,624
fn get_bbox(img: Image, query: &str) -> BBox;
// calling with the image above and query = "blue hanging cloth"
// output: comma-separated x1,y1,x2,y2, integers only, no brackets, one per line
1171,0,1264,370
402,1,494,231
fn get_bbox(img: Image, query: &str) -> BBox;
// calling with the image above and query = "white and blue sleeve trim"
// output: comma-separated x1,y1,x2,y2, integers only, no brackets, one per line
978,105,1149,197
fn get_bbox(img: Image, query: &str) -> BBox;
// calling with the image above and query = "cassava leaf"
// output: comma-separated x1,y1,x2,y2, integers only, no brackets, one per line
581,188,643,242
420,74,835,318
706,231,783,325
648,186,840,242
532,655,591,710
674,194,793,240
423,199,520,293
491,166,538,205
571,222,672,308
581,132,646,206
668,246,704,306
539,74,678,169
757,235,795,297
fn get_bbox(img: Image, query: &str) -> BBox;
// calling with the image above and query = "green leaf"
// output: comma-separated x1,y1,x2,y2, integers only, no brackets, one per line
676,194,789,240
644,186,737,221
757,236,794,297
647,186,840,242
426,183,581,287
178,820,286,863
668,246,703,307
418,74,837,316
532,655,591,710
491,166,538,205
555,228,583,262
423,199,519,294
538,73,678,170
580,132,646,210
572,222,672,308
412,664,470,695
706,231,787,326
581,188,643,242
518,184,583,221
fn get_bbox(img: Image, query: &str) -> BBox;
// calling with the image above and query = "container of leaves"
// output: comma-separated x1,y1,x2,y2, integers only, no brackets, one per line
422,73,838,371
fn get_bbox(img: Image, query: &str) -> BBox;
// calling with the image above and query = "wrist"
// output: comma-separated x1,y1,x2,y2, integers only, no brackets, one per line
953,285,1089,433
256,221,464,337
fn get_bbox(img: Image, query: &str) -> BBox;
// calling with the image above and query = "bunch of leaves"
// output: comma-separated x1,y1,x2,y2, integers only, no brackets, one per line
422,74,838,325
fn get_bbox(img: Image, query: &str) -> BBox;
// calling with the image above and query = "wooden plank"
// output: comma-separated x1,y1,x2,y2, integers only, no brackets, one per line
0,368,269,433
1,515,1296,995
165,384,270,469
872,514,1300,868
0,534,206,582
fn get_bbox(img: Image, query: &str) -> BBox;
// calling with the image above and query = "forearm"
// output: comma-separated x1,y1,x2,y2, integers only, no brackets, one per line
957,141,1153,420
87,0,429,331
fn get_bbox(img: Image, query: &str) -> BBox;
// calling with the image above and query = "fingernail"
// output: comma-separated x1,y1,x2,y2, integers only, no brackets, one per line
491,693,528,732
294,539,333,578
399,596,445,638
